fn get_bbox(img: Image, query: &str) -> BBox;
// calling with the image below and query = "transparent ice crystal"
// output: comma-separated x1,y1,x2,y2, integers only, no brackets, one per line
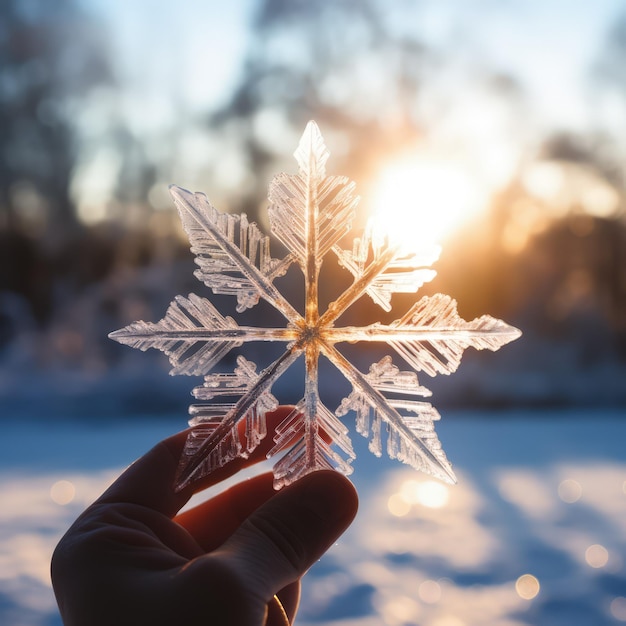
109,122,521,490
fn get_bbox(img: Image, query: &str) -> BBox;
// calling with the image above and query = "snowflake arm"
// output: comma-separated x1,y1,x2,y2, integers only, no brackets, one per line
109,294,244,376
324,294,521,376
330,223,440,315
269,398,356,490
109,293,296,376
170,185,299,319
324,344,456,483
268,122,359,268
176,349,301,489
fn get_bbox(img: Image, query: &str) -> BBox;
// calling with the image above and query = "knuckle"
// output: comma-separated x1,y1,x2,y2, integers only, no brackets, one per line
242,511,308,575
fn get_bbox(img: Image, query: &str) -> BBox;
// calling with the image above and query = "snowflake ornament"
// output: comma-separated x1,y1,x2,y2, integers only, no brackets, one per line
110,121,521,491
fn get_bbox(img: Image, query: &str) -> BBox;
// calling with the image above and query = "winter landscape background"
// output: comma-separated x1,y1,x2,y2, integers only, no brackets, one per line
2,412,626,625
1,0,626,624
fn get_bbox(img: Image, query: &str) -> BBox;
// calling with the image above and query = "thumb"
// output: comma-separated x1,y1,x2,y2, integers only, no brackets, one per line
217,470,358,599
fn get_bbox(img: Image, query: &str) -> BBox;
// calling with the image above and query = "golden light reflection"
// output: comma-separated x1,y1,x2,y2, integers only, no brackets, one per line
50,480,76,506
522,160,621,219
500,198,550,254
611,597,626,622
370,156,488,247
401,479,450,509
387,479,451,516
585,544,609,568
557,478,582,503
381,595,421,625
387,492,411,517
522,162,566,208
515,574,540,600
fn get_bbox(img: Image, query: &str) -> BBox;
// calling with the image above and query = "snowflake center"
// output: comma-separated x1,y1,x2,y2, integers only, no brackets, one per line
296,320,324,346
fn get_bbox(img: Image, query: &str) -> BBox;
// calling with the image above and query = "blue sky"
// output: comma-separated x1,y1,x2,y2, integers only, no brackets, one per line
83,0,255,116
82,0,625,132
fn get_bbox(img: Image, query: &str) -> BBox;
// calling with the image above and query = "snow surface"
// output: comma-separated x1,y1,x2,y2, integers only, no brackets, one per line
1,410,625,626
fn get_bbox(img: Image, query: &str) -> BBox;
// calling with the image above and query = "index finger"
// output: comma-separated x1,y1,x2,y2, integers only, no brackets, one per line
95,406,297,518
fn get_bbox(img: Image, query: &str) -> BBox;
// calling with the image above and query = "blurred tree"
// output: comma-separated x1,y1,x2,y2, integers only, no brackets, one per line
0,0,112,239
540,134,626,331
591,10,626,187
0,0,115,323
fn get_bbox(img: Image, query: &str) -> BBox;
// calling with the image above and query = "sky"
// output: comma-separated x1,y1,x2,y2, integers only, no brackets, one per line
69,0,626,233
82,0,625,131
83,0,255,121
462,0,623,130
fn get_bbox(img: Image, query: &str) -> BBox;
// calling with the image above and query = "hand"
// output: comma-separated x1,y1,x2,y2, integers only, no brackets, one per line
51,407,359,626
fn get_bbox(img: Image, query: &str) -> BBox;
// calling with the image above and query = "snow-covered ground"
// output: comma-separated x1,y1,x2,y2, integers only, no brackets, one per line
1,410,625,626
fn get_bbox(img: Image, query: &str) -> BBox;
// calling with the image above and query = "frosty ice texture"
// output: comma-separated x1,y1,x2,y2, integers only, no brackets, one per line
109,121,521,490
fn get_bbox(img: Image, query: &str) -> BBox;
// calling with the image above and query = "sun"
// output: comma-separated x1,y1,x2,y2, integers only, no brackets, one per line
369,155,488,249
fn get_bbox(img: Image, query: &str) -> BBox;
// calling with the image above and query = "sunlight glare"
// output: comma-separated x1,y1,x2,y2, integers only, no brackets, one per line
371,156,487,248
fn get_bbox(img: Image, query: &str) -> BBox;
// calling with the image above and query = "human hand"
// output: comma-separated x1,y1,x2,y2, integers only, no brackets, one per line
51,407,359,626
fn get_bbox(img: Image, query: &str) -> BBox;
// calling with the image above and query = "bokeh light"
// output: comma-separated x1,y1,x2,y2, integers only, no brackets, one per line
611,597,626,622
585,544,609,568
418,579,442,603
387,492,411,517
49,480,76,506
400,479,450,509
387,479,451,516
381,594,421,625
515,574,540,600
558,478,583,503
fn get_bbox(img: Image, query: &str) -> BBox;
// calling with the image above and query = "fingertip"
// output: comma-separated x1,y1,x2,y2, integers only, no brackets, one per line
222,469,359,592
285,470,359,530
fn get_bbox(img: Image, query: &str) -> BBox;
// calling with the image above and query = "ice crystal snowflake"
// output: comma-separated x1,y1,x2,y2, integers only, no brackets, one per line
110,121,521,490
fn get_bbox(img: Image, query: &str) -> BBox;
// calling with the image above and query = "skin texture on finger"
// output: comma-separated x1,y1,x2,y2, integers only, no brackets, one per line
52,491,298,626
173,472,355,623
175,475,302,623
170,471,358,626
215,470,358,601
